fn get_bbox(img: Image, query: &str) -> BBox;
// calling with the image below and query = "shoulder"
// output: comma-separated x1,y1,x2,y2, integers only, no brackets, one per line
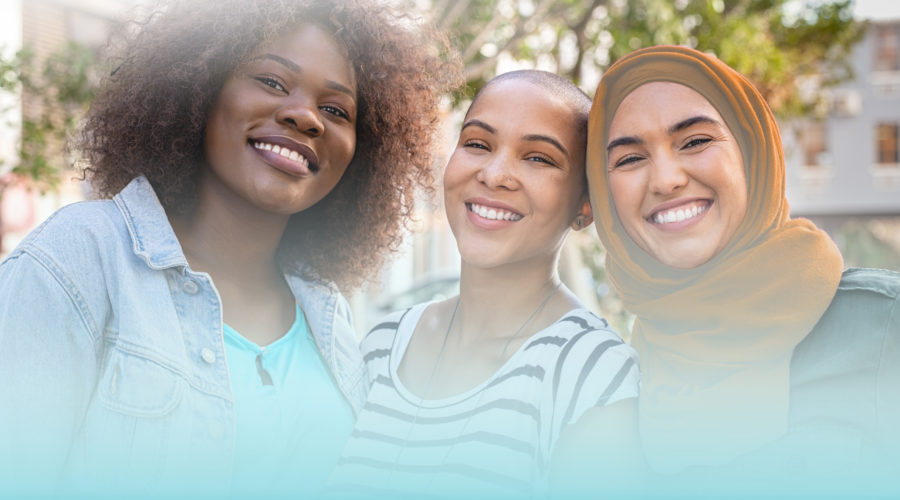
790,268,900,459
538,311,640,429
360,307,415,358
526,309,636,360
835,267,900,299
0,200,126,342
527,309,639,390
7,200,126,261
818,267,900,330
1,200,130,287
794,267,899,388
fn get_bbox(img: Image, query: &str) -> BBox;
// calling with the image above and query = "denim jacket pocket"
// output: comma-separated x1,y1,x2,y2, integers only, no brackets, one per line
96,347,185,417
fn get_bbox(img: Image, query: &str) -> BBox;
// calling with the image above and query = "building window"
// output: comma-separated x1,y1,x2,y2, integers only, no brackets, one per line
798,121,828,167
874,24,900,72
877,123,900,164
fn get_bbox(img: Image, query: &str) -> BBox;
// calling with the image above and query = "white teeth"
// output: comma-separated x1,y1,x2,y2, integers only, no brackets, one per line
468,202,522,222
653,204,708,225
253,141,310,168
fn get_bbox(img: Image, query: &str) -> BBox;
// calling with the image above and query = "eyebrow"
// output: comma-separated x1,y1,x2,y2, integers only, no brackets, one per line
606,114,721,152
254,54,300,72
461,120,569,158
667,115,721,135
251,53,356,98
461,119,496,134
523,134,569,158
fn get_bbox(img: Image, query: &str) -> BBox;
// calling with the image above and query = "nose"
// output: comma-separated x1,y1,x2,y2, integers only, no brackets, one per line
648,152,689,195
475,150,518,190
275,95,325,138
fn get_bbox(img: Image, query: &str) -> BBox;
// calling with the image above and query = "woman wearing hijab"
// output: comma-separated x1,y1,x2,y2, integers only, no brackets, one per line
586,45,900,494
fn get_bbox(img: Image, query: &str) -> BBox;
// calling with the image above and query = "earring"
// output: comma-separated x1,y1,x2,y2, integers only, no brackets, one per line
574,215,587,228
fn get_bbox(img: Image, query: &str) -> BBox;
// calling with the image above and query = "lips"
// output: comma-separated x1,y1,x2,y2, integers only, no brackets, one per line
648,199,711,225
250,136,320,174
466,201,524,221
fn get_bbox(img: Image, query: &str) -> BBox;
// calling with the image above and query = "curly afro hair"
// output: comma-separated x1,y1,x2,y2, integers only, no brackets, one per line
79,0,462,290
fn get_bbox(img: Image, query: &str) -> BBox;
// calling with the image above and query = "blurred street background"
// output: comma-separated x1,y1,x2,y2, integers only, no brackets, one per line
1,0,899,336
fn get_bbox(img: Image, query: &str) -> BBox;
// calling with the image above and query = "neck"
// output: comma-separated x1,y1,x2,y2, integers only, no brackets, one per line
170,173,290,282
454,254,562,345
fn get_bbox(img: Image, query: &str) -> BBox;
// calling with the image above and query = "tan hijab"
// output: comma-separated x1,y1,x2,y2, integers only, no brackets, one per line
586,46,843,472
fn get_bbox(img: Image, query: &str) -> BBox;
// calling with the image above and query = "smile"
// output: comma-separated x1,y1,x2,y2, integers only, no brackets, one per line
650,201,709,225
252,141,317,172
467,202,523,221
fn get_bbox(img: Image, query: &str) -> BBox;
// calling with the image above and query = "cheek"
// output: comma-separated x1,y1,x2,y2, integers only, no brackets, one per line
340,129,357,165
203,97,245,159
442,152,468,193
608,174,639,219
719,154,749,224
607,172,647,243
553,175,588,220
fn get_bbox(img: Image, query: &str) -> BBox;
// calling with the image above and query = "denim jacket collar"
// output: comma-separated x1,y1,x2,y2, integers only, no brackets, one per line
113,176,189,271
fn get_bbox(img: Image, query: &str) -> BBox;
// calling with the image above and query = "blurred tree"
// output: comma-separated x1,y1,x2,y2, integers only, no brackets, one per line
0,42,98,250
416,0,864,117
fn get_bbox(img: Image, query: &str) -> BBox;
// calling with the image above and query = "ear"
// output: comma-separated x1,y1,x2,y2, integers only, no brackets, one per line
570,198,594,231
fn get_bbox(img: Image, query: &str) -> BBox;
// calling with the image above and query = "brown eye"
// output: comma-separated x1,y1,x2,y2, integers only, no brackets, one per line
525,154,556,167
613,154,642,168
254,76,286,93
320,105,350,120
683,137,712,149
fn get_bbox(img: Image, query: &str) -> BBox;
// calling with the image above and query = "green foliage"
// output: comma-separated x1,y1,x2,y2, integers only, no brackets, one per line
414,0,864,119
0,42,98,194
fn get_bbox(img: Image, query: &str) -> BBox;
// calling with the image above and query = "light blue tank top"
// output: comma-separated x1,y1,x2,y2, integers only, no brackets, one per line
223,303,354,496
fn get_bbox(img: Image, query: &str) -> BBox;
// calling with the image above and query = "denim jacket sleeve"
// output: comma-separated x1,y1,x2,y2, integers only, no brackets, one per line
0,215,106,490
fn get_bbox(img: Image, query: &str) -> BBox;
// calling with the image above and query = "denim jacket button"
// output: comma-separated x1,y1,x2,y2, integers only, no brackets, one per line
201,348,216,364
183,280,200,294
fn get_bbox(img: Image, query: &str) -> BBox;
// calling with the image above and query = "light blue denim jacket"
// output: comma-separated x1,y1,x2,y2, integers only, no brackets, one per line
0,176,367,496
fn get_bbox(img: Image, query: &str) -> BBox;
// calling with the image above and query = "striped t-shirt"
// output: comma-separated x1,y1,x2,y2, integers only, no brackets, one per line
329,304,640,498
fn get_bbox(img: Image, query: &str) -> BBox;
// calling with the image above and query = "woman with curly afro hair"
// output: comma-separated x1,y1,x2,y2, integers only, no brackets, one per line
0,0,461,496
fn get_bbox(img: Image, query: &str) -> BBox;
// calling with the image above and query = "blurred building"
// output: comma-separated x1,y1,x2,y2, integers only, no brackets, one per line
0,0,140,256
784,19,900,268
786,19,900,216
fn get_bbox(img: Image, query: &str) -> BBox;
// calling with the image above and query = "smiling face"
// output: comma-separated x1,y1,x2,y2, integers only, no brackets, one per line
443,78,591,270
605,82,747,269
202,23,357,216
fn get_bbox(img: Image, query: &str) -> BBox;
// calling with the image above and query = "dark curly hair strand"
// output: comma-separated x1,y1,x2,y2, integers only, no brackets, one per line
80,0,462,290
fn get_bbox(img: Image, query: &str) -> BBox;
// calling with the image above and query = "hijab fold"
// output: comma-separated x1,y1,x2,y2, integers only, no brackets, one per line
586,46,843,472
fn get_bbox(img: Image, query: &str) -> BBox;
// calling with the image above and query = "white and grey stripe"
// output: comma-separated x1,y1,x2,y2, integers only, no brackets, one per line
329,305,640,498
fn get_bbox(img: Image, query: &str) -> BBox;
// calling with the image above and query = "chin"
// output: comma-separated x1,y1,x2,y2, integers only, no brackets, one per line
657,252,715,270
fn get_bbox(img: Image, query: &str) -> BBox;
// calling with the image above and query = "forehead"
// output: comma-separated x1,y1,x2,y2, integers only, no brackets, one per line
610,81,723,132
251,23,356,91
467,80,579,139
